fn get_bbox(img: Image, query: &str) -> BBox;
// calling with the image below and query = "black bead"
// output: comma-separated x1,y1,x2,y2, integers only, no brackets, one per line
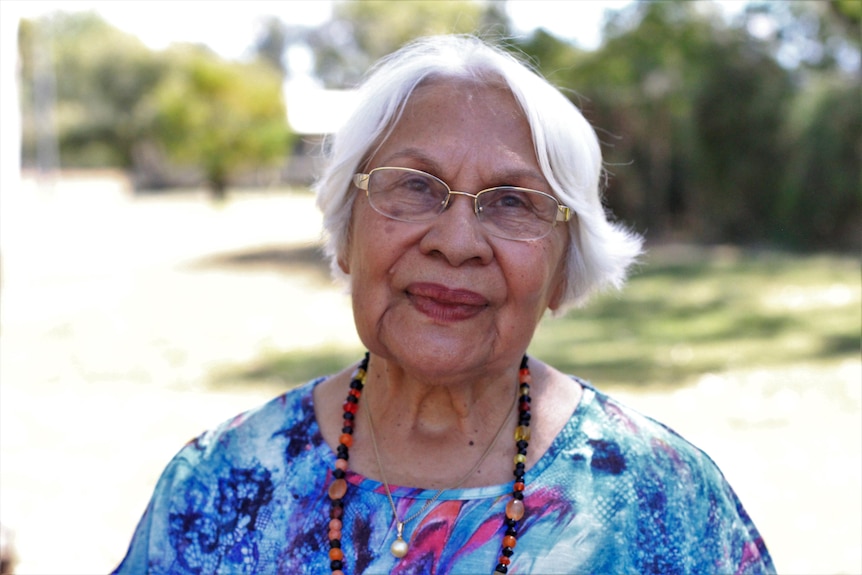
346,395,359,404
349,379,363,390
502,547,515,557
342,426,353,434
506,527,518,536
495,564,508,574
330,560,343,570
505,518,517,528
343,412,355,421
513,490,524,501
333,469,345,479
516,440,529,450
329,539,341,549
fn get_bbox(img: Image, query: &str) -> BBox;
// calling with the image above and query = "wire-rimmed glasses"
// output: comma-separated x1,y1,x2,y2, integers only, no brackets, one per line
353,167,572,241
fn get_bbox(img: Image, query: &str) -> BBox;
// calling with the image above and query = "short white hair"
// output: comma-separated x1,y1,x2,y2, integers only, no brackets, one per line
314,35,642,312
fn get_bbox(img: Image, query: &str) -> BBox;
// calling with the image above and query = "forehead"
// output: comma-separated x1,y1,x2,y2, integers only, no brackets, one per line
370,79,544,185
400,78,525,133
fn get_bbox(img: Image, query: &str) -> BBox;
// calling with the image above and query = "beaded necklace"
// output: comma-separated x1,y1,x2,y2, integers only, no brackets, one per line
327,352,532,575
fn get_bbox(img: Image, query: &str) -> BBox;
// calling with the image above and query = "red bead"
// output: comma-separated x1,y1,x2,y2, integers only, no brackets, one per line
328,478,347,500
329,528,342,541
343,401,358,414
506,498,525,521
499,556,511,566
513,481,525,492
339,433,353,448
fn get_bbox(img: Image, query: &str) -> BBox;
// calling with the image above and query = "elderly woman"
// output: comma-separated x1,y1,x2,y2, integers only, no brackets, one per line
114,35,774,574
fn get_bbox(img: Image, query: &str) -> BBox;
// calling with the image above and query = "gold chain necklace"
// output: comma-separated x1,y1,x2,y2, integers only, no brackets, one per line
363,375,519,558
326,353,534,575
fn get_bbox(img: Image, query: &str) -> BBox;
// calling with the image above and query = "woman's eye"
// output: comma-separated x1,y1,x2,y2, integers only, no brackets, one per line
491,191,531,210
402,177,433,193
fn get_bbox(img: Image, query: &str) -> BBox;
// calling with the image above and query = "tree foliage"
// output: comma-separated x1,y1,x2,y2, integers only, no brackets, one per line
512,0,859,250
18,11,293,197
148,45,292,198
18,12,164,168
16,1,859,248
306,0,509,88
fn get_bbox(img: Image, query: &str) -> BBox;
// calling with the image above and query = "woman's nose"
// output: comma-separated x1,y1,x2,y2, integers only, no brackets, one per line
419,193,494,266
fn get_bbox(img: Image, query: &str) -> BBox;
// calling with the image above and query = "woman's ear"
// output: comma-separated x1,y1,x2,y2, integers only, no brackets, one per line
337,251,350,275
548,272,566,312
547,239,570,312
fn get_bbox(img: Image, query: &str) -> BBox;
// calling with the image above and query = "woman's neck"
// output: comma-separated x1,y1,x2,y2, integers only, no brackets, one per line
364,352,520,437
313,353,582,490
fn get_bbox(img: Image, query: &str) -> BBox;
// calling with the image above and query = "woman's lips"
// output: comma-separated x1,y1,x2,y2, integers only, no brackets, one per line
406,282,489,321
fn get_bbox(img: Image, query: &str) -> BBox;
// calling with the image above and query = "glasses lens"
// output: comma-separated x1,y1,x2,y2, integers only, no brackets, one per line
367,168,448,222
478,188,559,240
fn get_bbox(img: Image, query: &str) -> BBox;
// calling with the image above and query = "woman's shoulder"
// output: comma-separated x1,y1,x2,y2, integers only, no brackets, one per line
164,378,326,479
549,378,728,482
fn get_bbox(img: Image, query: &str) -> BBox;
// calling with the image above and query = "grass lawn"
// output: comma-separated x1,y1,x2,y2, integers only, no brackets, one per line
214,244,860,390
531,244,860,389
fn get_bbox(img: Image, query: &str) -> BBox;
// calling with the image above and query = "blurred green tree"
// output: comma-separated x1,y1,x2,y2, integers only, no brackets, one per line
19,12,294,198
148,45,293,199
253,15,289,77
306,0,509,88
514,0,859,250
18,12,164,168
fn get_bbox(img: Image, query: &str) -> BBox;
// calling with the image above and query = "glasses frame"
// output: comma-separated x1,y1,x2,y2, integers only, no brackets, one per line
353,167,572,241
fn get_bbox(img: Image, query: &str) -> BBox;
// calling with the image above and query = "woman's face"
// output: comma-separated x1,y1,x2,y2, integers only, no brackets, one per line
341,80,569,380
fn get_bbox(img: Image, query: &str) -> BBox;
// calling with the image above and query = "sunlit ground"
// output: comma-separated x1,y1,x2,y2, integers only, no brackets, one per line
0,173,859,574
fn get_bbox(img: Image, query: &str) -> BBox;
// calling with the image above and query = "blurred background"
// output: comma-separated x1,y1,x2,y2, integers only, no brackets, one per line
0,1,859,574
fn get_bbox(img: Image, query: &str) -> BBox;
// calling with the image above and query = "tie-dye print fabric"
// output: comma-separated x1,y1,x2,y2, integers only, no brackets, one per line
114,376,774,575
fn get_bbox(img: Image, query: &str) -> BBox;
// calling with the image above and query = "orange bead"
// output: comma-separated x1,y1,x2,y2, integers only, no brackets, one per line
335,458,348,471
329,547,344,561
339,433,353,448
506,498,525,521
328,528,341,541
503,535,517,549
332,571,344,575
499,556,511,566
513,481,525,492
328,478,347,500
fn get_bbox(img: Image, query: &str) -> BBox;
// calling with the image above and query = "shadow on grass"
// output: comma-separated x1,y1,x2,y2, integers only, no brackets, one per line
207,246,860,392
211,347,364,391
189,243,332,284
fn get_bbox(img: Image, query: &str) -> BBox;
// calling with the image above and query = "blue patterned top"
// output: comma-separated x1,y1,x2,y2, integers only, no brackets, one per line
114,376,774,574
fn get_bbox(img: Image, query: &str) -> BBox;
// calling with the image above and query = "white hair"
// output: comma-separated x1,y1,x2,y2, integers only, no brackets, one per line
314,35,643,312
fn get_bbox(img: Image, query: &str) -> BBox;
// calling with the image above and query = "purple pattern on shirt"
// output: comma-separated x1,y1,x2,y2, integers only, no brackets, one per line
114,377,775,574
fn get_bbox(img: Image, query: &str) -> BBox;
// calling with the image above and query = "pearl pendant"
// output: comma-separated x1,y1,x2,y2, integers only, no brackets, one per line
390,535,409,558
